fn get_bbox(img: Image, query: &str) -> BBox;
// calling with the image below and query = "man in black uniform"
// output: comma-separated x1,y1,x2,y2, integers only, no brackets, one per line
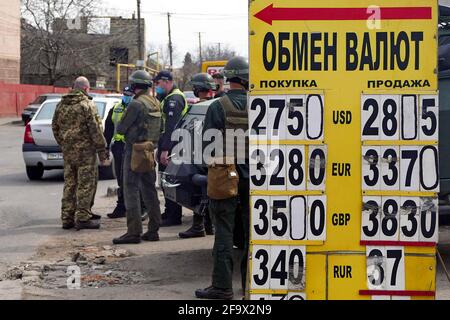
103,86,134,218
195,57,250,300
154,70,189,226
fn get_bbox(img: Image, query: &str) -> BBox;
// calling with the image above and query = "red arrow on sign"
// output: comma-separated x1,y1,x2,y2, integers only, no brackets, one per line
254,4,432,25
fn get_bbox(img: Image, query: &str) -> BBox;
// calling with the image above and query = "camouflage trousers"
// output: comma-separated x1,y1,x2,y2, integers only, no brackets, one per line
61,159,98,223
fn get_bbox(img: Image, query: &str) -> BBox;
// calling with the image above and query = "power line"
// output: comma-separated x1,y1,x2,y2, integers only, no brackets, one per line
103,7,246,18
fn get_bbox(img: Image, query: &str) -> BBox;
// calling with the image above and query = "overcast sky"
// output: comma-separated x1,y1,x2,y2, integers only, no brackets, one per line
101,0,248,68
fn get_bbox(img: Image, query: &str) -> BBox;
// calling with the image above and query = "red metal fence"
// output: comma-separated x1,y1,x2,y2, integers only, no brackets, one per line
0,82,107,117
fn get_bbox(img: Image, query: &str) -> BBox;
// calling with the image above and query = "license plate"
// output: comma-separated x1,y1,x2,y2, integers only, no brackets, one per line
48,153,63,160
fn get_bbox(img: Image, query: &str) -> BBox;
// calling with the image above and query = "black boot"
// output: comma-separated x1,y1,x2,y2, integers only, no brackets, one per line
195,286,233,300
107,205,126,219
90,213,102,220
112,233,141,244
179,214,205,238
75,220,100,230
141,230,159,241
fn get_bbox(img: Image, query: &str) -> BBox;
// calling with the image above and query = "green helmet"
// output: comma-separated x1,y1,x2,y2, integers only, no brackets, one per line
129,70,153,89
223,56,249,83
189,73,217,92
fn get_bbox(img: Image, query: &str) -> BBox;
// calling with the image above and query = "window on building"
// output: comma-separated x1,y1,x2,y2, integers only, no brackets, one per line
110,48,129,66
87,18,111,35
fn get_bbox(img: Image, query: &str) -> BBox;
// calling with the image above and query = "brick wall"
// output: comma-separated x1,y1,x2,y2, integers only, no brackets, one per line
0,83,108,117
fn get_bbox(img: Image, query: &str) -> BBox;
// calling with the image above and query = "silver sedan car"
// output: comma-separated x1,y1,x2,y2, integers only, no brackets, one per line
22,96,120,180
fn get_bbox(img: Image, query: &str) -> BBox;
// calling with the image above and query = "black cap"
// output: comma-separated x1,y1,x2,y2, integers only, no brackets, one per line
123,85,134,96
154,70,173,81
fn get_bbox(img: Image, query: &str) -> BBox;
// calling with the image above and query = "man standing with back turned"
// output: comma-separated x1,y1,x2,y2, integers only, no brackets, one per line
52,76,109,231
195,57,250,300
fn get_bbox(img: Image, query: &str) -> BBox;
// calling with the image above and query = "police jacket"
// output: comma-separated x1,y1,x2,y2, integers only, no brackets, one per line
158,85,188,152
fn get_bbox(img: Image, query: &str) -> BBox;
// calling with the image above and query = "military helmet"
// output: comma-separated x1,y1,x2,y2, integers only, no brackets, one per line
189,73,217,91
223,56,249,83
129,70,153,88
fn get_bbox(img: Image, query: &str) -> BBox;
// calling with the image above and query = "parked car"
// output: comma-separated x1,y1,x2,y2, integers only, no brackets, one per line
22,96,120,180
21,94,63,125
439,69,450,215
161,98,245,247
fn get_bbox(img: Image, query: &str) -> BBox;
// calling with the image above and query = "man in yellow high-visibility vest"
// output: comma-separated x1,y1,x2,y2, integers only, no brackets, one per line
154,70,189,226
104,86,134,218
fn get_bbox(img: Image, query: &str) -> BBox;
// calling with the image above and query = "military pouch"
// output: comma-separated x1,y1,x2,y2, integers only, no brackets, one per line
131,141,155,173
207,158,239,200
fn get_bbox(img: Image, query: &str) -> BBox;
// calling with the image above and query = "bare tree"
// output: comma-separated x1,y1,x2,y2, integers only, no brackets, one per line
21,0,100,85
201,44,236,62
179,52,198,91
147,43,179,71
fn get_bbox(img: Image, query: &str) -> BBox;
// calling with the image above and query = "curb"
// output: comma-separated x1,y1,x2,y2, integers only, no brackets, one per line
0,120,23,126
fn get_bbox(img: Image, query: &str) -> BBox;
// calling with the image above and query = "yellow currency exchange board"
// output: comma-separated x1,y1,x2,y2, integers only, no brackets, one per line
248,0,438,300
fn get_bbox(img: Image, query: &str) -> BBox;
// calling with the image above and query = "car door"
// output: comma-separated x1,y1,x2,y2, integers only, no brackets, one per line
30,100,60,146
439,72,450,195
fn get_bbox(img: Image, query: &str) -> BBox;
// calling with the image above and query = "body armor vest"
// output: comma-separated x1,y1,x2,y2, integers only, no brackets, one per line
136,94,161,144
220,95,249,162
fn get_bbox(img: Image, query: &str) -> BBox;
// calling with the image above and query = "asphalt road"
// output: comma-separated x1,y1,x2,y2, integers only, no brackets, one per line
0,120,112,270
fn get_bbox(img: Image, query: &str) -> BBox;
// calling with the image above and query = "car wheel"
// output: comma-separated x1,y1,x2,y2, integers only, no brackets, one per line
98,158,116,180
26,166,44,180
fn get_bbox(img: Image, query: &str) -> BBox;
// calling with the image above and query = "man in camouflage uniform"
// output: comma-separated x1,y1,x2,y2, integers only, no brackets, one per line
112,70,162,244
52,77,109,230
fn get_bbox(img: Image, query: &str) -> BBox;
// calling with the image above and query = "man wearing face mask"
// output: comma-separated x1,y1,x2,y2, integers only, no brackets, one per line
103,86,134,219
154,70,189,226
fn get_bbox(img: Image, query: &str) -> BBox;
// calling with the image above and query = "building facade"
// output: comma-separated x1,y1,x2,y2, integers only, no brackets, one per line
0,0,21,83
21,16,145,90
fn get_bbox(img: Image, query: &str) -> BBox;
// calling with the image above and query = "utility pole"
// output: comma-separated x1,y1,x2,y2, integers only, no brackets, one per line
167,12,173,71
137,0,143,62
198,32,203,66
217,42,222,59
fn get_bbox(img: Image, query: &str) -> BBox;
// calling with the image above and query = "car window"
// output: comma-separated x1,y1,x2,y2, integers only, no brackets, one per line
34,101,105,120
34,102,58,120
95,102,106,118
31,95,47,105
